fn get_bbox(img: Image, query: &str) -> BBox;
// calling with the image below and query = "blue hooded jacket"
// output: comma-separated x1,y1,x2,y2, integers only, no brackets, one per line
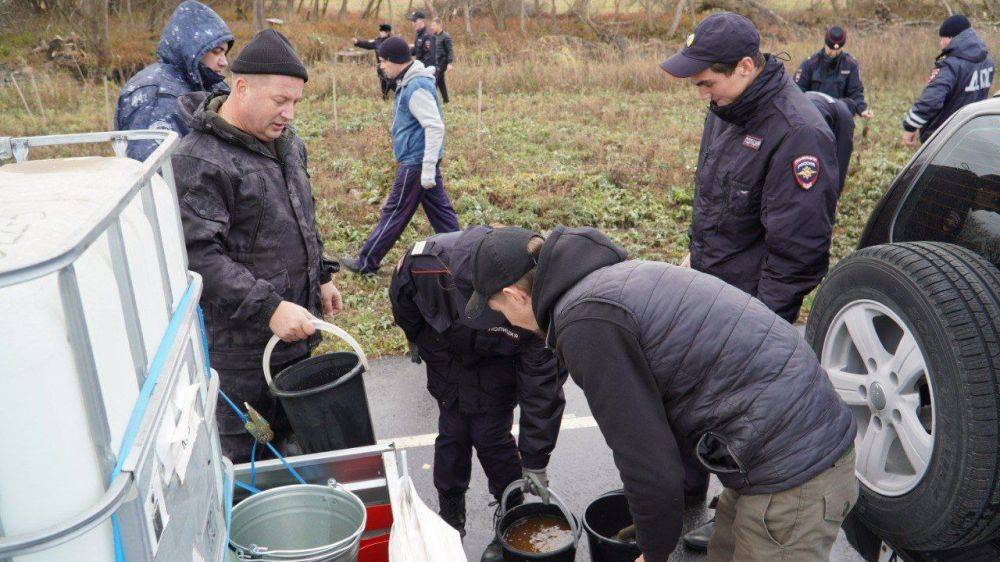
904,27,994,142
114,0,233,161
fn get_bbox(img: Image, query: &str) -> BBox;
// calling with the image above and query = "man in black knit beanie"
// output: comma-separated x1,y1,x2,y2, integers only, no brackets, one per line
172,29,344,462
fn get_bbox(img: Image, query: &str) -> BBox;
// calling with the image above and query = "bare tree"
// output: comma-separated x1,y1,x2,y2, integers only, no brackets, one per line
80,0,110,68
254,0,265,30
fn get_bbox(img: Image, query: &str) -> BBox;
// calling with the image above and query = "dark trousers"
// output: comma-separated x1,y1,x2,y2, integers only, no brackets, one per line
378,73,396,100
434,403,522,500
354,163,459,273
435,67,449,103
215,354,308,463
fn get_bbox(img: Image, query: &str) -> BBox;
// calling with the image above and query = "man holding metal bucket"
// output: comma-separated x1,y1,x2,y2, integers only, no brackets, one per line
465,226,858,562
172,30,343,463
389,226,567,562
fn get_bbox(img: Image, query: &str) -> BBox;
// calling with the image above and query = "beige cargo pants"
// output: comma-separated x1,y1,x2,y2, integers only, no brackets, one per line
707,448,858,562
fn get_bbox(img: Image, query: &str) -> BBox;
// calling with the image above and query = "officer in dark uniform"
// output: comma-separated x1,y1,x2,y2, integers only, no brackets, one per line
805,91,855,195
902,14,994,147
795,26,872,119
389,226,566,562
660,12,841,550
430,17,454,103
353,23,397,100
410,11,435,69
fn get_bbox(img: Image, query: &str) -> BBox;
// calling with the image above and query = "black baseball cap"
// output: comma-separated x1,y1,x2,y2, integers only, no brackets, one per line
464,227,542,322
409,10,426,21
660,12,760,78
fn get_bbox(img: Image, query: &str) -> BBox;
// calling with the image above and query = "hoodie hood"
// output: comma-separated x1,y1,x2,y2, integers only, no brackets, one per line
399,59,437,86
531,226,628,333
943,27,988,63
157,0,234,90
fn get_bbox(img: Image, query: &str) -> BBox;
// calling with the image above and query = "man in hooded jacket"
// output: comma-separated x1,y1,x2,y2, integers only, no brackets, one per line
465,225,858,562
902,14,994,146
115,0,233,161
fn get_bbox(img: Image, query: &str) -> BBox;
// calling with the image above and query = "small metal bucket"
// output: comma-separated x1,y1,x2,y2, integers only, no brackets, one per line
229,481,366,561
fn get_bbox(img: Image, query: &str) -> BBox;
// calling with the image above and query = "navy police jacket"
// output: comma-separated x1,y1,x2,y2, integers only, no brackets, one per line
691,56,840,323
904,27,994,142
795,49,868,116
388,227,566,469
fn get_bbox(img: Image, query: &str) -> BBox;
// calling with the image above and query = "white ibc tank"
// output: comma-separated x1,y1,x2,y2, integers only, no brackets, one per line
0,156,188,562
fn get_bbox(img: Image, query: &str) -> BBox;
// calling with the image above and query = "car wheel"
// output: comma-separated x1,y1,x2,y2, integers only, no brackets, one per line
805,242,1000,551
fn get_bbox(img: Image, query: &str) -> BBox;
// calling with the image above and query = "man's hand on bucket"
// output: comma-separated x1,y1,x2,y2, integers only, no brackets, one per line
522,467,550,504
321,281,344,317
269,301,317,343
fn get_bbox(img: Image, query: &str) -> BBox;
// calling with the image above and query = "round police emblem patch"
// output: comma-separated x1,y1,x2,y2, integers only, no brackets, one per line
793,156,820,190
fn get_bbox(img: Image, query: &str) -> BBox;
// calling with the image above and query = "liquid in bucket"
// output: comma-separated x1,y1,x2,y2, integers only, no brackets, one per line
503,515,574,553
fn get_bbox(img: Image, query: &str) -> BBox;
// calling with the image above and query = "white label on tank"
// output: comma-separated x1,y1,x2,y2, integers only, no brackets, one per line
145,475,170,554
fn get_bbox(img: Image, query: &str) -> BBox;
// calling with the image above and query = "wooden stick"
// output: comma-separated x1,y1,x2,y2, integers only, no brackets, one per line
476,79,483,150
29,72,46,116
11,75,34,117
332,74,339,132
103,76,113,130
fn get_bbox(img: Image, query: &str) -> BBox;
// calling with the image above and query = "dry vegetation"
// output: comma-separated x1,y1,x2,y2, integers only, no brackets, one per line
1,2,998,355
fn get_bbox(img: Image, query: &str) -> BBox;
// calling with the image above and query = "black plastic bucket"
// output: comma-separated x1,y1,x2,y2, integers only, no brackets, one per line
582,491,641,562
269,351,376,454
495,480,579,562
262,322,376,455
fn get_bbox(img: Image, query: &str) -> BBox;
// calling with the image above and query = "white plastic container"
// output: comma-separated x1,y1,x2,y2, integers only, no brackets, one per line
0,153,191,562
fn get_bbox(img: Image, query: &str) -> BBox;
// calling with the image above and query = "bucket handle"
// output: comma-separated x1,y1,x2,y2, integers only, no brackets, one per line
263,320,369,388
499,479,580,540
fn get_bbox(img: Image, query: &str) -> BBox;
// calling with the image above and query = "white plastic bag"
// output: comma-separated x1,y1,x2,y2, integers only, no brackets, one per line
388,473,468,562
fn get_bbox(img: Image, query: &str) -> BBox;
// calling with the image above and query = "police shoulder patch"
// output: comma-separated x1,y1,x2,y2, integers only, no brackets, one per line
793,156,820,190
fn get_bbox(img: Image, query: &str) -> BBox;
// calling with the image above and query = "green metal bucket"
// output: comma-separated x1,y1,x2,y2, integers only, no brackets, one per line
229,482,366,561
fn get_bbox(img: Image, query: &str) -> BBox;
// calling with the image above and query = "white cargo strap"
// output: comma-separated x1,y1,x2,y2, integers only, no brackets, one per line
262,320,369,388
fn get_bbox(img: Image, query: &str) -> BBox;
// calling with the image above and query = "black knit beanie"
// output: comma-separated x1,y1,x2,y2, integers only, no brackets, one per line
230,29,309,82
379,23,392,32
939,14,971,38
825,26,846,49
378,36,412,64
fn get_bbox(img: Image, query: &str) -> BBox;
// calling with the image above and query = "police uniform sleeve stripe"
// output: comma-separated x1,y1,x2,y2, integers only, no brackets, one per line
907,110,928,126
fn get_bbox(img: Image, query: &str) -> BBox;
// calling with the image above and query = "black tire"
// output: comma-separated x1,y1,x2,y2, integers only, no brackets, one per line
805,242,1000,551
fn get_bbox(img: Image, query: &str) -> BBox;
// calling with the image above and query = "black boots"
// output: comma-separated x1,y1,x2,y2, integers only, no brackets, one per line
438,491,467,538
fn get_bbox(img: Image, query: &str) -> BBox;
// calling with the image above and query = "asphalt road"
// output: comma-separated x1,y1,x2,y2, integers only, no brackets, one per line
364,355,865,562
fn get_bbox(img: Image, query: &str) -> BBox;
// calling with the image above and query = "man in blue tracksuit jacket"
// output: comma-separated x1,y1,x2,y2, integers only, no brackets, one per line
115,0,233,161
902,14,994,146
343,36,459,275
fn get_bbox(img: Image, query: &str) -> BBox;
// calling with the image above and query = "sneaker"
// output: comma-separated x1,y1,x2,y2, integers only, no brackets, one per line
340,255,377,276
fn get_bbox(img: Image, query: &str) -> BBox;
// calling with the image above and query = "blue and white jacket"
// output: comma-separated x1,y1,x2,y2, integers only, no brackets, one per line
391,60,444,185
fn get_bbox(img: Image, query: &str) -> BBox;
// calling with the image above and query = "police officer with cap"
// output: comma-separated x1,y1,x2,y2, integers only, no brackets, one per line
353,23,397,100
902,14,994,147
389,226,566,562
795,26,872,119
410,10,435,68
660,13,841,549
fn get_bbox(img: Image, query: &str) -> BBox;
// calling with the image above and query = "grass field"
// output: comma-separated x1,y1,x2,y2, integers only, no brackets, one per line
2,9,996,356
